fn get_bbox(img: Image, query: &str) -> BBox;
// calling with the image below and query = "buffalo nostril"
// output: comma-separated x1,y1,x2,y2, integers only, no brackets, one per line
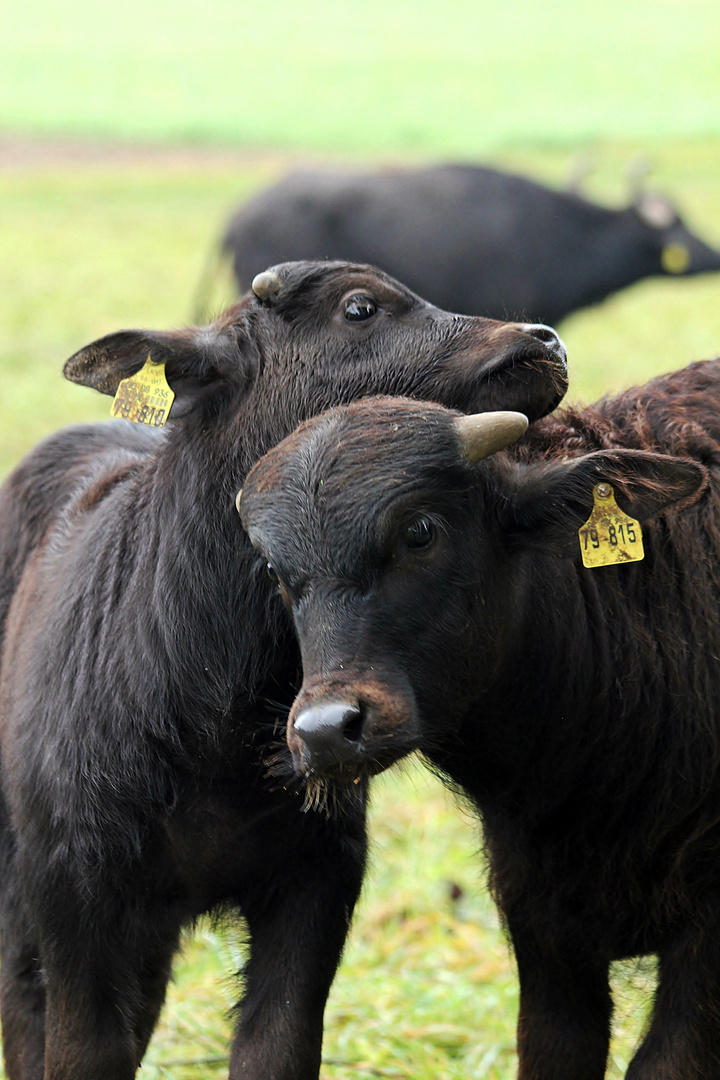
521,323,561,346
340,705,363,744
518,323,567,367
293,702,365,764
524,321,557,343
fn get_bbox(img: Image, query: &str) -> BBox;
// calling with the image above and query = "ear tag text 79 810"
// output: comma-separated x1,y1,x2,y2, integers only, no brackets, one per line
578,483,644,569
110,355,175,427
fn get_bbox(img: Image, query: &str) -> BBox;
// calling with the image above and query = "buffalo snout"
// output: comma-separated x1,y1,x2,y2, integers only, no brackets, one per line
288,674,420,782
453,318,567,418
292,702,364,774
491,320,567,370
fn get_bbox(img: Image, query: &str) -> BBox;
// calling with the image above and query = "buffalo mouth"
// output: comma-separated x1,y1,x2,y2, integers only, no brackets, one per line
288,684,421,786
476,332,569,419
290,721,420,786
291,742,411,786
494,330,567,377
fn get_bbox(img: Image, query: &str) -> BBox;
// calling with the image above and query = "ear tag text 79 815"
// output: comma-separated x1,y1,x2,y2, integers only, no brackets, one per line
110,355,175,427
578,483,644,569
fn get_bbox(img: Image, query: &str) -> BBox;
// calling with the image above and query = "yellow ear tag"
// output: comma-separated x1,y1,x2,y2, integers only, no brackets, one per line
578,483,644,569
661,243,690,274
110,355,175,427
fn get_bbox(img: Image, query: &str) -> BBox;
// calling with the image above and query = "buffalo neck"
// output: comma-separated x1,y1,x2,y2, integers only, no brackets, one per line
436,538,720,834
108,414,298,742
543,206,659,318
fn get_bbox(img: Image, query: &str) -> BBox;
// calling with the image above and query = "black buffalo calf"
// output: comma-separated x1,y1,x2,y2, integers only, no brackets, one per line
0,260,567,1080
240,360,720,1079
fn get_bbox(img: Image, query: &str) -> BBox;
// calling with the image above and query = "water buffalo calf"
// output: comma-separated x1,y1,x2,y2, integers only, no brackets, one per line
240,359,720,1079
0,260,567,1080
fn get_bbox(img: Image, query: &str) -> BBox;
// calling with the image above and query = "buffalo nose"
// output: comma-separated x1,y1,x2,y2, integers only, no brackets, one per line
520,323,566,360
293,702,364,769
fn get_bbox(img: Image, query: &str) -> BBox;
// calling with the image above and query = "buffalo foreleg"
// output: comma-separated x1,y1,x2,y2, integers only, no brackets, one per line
626,914,720,1080
34,893,182,1080
229,809,367,1080
510,925,612,1080
0,888,45,1080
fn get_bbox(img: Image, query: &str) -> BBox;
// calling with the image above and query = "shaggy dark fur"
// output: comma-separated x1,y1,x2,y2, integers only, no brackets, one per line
241,358,720,1079
0,260,567,1080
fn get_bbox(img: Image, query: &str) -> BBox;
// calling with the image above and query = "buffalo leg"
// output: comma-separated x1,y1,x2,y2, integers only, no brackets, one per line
229,814,367,1080
42,978,136,1080
2,929,176,1080
37,898,182,1080
131,927,183,1066
510,927,612,1080
0,903,45,1080
0,803,45,1080
626,917,720,1080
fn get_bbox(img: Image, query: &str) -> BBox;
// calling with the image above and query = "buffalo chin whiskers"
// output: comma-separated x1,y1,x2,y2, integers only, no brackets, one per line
300,774,368,818
263,749,294,781
302,776,331,815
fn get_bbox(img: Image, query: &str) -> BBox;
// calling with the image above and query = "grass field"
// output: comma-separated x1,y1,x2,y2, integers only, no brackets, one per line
1,0,720,1071
2,0,720,151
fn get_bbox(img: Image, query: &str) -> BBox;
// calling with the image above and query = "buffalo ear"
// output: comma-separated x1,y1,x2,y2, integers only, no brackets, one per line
506,449,707,556
64,324,253,417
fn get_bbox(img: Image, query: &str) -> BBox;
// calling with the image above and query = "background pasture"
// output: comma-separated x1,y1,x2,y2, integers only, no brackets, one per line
1,0,720,1075
3,0,720,151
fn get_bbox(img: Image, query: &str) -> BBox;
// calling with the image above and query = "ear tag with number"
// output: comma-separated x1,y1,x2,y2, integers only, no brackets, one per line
110,355,175,428
661,243,690,275
578,483,644,569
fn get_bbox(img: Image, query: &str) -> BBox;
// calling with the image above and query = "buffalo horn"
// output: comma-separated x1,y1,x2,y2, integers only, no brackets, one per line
251,270,282,301
454,411,529,464
235,489,243,515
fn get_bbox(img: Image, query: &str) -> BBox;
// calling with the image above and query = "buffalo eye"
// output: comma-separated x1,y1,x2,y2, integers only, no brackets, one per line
403,517,436,550
266,563,279,583
343,295,378,322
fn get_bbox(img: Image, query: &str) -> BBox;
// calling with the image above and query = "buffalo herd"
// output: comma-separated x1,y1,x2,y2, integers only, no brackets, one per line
1,158,720,1080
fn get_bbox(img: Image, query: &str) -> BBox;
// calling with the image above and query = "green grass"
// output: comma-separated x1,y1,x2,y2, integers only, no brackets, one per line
2,0,720,151
1,133,720,1077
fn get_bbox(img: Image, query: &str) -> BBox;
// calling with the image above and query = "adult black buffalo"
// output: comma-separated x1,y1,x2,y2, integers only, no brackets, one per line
219,164,720,324
0,260,566,1080
240,359,720,1079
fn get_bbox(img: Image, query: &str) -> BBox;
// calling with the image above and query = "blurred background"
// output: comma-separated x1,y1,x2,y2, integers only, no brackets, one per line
1,0,719,1075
